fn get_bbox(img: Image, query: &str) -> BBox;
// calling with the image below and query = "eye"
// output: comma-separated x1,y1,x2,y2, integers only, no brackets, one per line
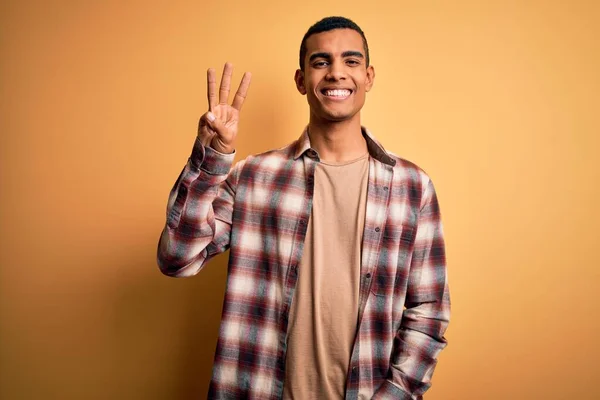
346,59,360,66
312,60,329,68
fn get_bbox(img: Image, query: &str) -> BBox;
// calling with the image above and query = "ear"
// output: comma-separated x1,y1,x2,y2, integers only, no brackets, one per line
295,69,307,95
365,65,375,92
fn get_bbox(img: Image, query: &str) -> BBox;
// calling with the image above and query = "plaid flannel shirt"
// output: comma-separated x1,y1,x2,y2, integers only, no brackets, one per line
157,127,450,399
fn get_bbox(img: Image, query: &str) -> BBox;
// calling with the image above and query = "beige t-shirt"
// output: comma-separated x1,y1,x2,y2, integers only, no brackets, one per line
283,153,369,399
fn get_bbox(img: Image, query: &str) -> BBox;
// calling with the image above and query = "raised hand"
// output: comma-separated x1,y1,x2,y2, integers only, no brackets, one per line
198,62,252,154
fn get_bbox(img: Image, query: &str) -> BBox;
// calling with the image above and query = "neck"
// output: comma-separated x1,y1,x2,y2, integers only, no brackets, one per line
307,115,367,163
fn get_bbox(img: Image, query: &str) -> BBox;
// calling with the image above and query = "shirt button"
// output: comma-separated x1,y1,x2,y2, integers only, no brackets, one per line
375,227,380,232
299,219,307,226
384,186,389,191
365,273,371,279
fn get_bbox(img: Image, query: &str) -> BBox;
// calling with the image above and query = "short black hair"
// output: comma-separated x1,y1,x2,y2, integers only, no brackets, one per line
299,16,370,71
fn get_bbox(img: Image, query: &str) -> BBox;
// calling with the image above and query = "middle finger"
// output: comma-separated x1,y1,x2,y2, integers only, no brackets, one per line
219,62,233,104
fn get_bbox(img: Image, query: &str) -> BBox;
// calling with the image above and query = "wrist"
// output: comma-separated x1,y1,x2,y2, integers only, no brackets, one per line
210,138,234,154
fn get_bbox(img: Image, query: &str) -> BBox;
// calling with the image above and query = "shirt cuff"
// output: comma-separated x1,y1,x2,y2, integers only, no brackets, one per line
190,137,235,175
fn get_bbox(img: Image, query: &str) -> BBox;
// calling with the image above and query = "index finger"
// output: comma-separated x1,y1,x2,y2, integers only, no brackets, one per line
232,72,252,111
207,68,217,111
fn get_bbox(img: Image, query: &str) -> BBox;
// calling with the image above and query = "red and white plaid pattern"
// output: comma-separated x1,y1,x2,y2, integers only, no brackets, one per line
158,127,450,399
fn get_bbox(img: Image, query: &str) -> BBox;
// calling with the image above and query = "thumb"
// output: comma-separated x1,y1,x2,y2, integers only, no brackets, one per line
205,111,225,136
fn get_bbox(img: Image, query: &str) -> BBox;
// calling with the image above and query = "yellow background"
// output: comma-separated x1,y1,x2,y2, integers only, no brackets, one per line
1,0,599,399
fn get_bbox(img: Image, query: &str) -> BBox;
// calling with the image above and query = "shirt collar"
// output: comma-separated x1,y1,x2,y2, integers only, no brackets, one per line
293,126,396,166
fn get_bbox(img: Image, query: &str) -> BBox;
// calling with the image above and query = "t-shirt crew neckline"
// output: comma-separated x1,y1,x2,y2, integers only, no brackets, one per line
318,152,369,167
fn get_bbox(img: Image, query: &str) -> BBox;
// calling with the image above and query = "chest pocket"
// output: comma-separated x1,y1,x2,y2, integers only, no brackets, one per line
370,224,415,297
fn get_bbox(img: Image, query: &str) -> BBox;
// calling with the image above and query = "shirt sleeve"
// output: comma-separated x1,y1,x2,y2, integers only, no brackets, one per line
372,177,451,399
156,137,242,277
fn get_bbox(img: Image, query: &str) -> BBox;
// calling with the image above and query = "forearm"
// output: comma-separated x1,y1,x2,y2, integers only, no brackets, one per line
373,292,450,399
157,138,236,277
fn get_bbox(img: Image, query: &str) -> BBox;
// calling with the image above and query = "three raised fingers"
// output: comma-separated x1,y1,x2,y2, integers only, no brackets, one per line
206,63,252,111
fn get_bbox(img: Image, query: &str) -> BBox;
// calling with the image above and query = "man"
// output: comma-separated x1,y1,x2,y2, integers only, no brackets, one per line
158,16,450,400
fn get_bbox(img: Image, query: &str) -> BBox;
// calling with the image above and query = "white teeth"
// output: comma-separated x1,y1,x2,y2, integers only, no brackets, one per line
325,89,351,97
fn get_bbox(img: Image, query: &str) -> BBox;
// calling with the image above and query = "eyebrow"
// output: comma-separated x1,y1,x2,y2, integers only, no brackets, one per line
308,51,365,62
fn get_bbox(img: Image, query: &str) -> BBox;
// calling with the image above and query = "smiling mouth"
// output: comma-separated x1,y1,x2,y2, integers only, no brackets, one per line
321,89,352,99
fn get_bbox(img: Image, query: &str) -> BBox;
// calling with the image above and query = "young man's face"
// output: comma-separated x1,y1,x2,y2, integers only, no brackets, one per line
295,28,375,124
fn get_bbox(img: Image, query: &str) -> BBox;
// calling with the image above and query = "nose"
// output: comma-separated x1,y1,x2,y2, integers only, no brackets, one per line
325,59,346,81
